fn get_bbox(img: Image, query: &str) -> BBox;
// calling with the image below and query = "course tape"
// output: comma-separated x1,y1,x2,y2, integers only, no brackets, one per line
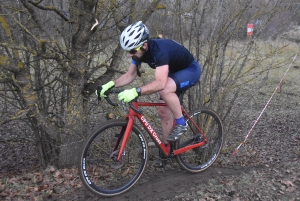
232,51,299,156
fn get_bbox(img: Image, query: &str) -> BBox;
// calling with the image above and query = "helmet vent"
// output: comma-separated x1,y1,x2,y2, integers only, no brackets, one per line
134,33,141,39
129,30,135,36
128,42,134,48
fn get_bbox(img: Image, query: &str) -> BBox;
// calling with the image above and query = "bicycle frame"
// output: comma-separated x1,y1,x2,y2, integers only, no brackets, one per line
116,101,208,161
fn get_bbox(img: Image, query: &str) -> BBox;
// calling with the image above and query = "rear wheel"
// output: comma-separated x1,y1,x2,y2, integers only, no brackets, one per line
79,119,148,197
176,108,223,173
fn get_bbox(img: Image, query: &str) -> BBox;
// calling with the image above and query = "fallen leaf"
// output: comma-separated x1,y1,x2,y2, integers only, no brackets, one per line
286,186,296,192
280,180,295,187
40,184,48,191
25,187,31,193
285,169,291,174
122,168,130,177
53,171,63,179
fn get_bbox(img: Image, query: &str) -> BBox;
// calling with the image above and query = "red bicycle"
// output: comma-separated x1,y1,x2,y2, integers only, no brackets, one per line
79,88,224,197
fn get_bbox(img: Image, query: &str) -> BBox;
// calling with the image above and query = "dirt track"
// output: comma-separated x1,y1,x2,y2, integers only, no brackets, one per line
65,160,300,201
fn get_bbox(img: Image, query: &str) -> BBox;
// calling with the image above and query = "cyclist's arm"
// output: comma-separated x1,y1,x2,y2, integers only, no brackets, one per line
114,63,138,87
139,65,169,95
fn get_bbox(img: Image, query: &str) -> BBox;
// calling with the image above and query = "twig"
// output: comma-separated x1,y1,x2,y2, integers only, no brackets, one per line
91,19,99,30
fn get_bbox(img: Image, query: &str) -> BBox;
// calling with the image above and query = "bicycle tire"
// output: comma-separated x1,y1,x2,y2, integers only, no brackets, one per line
176,107,224,173
79,119,148,197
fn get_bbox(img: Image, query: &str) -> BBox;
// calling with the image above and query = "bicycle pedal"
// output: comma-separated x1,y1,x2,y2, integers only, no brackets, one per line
153,158,167,168
193,134,204,143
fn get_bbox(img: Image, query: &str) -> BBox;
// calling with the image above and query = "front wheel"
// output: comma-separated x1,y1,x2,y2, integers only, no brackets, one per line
79,119,148,197
176,107,224,173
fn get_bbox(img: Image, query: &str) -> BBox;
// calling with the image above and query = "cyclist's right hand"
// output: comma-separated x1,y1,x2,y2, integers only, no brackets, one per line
95,81,114,98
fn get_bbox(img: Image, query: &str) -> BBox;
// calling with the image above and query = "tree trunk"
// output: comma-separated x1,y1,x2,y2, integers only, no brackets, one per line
57,0,97,167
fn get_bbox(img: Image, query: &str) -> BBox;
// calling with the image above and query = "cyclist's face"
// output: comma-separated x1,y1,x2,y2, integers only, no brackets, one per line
130,43,147,62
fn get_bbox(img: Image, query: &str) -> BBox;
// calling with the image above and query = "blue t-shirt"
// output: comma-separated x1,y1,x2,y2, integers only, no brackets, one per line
132,39,194,73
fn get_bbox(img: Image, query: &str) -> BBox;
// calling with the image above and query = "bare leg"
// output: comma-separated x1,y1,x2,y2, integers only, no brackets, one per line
158,102,173,144
159,77,183,119
158,77,184,142
154,78,184,167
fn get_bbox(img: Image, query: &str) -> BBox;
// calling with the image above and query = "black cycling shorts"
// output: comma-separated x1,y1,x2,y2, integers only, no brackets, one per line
169,60,201,96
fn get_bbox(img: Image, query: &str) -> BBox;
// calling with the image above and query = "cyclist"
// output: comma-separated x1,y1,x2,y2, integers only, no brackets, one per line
96,21,201,167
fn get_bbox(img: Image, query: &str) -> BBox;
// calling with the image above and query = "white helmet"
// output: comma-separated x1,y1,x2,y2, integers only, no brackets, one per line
120,21,149,51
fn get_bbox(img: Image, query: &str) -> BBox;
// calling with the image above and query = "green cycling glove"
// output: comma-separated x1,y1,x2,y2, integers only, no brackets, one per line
118,88,139,103
95,81,114,97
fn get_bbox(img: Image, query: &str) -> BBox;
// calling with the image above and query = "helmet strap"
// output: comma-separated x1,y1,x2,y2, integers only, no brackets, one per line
136,64,141,77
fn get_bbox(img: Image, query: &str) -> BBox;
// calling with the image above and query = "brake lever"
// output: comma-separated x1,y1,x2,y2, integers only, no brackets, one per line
102,88,123,107
121,100,126,112
99,88,142,114
96,85,102,103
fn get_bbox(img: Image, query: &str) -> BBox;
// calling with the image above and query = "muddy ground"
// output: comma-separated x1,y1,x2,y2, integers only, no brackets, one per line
1,66,300,200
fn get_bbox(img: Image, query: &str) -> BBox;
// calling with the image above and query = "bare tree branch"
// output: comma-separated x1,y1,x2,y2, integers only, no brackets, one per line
28,0,70,22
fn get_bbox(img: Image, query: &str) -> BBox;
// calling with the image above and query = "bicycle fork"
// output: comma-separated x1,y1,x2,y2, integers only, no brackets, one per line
113,118,134,162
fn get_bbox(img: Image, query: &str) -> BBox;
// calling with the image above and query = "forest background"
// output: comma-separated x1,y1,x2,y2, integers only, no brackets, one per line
0,0,300,200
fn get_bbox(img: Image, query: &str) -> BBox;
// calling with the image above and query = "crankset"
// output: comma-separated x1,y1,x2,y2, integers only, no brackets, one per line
195,134,208,148
178,133,207,148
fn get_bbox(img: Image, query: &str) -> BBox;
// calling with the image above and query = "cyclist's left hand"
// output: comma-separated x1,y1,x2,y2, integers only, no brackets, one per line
118,88,138,103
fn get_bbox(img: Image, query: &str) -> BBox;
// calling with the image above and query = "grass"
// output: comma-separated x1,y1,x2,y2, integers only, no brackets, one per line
218,38,300,161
